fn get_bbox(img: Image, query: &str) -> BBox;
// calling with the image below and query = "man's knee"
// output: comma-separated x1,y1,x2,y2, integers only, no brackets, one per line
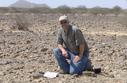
70,69,82,75
53,48,60,54
70,69,76,74
53,48,62,58
69,66,82,74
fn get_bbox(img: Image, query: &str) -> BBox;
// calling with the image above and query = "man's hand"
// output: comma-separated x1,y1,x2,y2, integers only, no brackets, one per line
73,55,81,63
58,44,68,58
61,50,68,58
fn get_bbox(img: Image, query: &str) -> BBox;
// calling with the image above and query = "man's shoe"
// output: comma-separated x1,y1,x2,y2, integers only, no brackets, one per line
59,70,69,74
86,65,94,71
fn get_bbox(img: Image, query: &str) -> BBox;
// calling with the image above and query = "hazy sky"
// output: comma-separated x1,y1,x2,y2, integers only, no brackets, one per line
0,0,127,9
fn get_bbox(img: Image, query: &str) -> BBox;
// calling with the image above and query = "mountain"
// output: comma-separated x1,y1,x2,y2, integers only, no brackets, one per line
9,0,49,8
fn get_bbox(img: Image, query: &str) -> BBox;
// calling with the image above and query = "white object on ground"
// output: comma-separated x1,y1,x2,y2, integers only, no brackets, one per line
43,71,58,78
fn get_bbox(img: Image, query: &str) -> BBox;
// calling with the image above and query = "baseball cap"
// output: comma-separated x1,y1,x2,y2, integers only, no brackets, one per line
59,15,68,21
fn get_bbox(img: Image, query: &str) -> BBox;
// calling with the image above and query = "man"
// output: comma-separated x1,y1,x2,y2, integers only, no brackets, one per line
53,15,91,75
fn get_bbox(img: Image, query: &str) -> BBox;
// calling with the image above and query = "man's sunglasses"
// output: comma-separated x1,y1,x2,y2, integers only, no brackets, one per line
60,20,67,24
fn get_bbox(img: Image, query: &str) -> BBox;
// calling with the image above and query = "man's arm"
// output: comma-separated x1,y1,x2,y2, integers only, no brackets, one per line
58,44,65,52
73,43,85,63
75,29,88,58
78,43,85,58
58,44,68,58
57,29,68,58
74,28,87,63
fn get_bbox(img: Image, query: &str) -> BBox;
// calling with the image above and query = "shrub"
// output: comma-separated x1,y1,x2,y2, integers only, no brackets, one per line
55,5,71,14
12,13,31,31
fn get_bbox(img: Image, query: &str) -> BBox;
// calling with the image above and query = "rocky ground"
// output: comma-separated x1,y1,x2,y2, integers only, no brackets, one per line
0,13,127,83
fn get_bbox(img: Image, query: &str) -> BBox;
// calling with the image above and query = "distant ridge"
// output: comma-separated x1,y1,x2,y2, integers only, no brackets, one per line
9,0,49,8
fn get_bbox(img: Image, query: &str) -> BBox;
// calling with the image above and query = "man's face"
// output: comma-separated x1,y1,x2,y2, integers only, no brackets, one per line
60,20,69,28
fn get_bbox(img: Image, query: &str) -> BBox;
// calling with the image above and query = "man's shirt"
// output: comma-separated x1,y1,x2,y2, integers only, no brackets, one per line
57,25,88,52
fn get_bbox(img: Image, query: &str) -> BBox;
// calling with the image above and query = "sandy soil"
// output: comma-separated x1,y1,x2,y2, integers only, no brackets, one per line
0,13,127,83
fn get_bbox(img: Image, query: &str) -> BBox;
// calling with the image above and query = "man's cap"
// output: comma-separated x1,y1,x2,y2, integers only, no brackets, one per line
59,15,68,21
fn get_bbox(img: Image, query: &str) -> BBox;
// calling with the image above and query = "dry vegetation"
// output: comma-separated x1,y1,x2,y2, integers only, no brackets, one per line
0,7,127,83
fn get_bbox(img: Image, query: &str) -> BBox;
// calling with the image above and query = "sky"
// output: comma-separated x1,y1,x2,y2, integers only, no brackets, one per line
0,0,127,9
